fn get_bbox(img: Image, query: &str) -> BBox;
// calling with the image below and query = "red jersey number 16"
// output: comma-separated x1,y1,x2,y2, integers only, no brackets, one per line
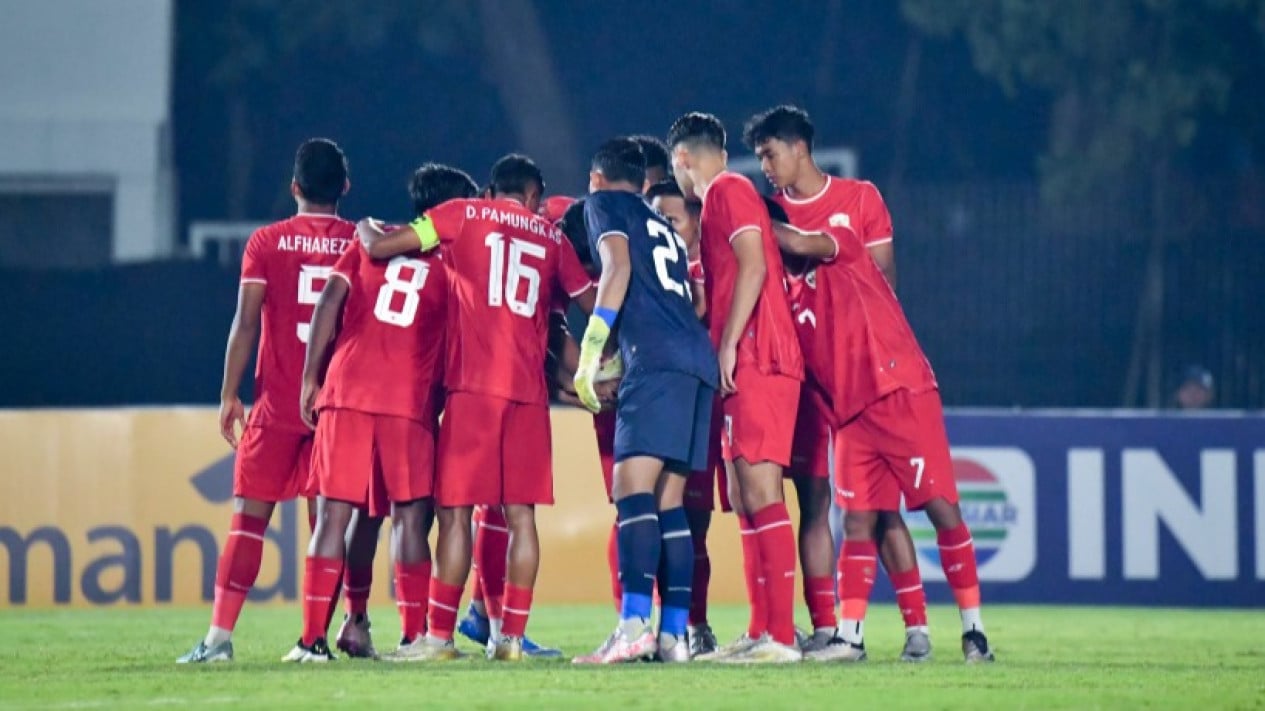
485,232,544,317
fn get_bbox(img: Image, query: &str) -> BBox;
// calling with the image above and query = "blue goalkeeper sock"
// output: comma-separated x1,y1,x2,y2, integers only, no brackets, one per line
616,493,660,623
656,506,693,638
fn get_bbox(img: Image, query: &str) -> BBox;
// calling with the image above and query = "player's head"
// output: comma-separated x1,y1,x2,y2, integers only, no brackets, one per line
291,138,349,207
589,137,647,194
666,112,727,199
557,197,598,276
744,105,815,191
408,163,478,217
646,179,701,253
630,135,670,186
489,153,545,212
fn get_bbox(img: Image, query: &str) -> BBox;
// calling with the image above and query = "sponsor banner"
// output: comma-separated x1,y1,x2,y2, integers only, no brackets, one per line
1,408,1261,607
923,412,1265,606
0,408,752,608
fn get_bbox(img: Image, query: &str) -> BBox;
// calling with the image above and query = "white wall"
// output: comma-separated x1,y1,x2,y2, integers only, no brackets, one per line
0,0,174,263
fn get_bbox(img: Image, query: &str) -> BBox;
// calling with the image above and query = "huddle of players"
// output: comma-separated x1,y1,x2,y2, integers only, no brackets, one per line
177,104,996,666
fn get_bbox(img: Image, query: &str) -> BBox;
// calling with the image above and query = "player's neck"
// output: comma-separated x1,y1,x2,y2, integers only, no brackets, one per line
296,200,338,216
494,193,527,207
693,159,727,199
787,165,828,199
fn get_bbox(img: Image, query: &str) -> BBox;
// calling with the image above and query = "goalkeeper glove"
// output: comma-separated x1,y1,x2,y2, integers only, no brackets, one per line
574,310,615,413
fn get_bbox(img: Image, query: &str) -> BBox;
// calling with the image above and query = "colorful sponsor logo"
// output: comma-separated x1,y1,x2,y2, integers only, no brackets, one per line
905,447,1036,582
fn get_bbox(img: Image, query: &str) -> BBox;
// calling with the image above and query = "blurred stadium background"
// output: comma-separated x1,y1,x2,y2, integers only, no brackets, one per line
0,1,1262,704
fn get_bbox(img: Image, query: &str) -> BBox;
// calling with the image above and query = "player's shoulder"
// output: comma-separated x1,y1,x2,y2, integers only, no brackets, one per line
715,170,758,194
830,177,883,200
588,189,646,219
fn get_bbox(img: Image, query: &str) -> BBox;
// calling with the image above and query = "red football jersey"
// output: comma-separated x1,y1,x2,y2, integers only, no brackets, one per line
774,199,936,423
316,244,447,424
778,176,893,247
240,213,356,433
428,197,592,404
699,172,803,379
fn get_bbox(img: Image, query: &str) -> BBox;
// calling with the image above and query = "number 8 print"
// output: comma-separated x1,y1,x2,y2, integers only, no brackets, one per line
373,256,431,327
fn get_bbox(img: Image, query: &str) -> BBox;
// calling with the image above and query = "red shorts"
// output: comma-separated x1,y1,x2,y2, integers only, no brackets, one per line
312,408,435,517
788,384,832,479
684,396,728,511
833,388,959,511
437,392,553,507
233,425,314,502
720,370,800,468
594,409,617,501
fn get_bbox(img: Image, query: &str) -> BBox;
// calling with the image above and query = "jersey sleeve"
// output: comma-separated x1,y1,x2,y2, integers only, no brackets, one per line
240,230,269,284
556,237,595,298
583,192,633,246
713,178,766,243
859,182,893,246
426,199,469,246
330,243,361,285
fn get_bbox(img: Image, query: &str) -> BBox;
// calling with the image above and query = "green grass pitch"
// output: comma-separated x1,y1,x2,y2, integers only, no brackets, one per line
1,604,1261,709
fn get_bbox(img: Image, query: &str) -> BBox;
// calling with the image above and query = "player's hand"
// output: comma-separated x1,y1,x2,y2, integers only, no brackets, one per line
219,396,246,448
356,217,384,249
718,341,738,395
574,315,612,413
299,378,320,430
594,379,620,409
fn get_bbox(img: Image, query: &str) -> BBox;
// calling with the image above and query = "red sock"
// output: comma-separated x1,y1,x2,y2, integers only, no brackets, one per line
210,512,268,631
738,516,768,638
301,555,343,646
838,540,878,622
889,566,928,627
751,504,796,646
427,579,463,641
470,570,484,606
607,521,622,612
689,531,710,626
937,523,982,609
394,560,431,642
343,565,372,617
501,584,534,638
475,507,509,619
804,575,837,630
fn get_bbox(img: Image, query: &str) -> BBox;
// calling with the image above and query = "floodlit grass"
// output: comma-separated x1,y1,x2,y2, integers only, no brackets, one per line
1,604,1262,709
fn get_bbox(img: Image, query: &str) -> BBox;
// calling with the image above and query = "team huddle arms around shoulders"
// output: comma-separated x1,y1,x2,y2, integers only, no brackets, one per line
178,106,995,667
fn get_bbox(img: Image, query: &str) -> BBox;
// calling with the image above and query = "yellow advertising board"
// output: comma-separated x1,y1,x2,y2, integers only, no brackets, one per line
0,407,772,608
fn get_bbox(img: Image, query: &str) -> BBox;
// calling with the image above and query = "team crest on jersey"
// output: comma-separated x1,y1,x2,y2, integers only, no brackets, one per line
828,213,851,229
805,268,817,288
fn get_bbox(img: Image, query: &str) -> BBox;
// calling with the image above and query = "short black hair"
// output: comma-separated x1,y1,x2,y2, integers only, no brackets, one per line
592,137,646,187
294,138,348,205
743,104,815,151
630,135,670,174
667,112,726,152
409,163,479,216
489,153,544,197
644,179,683,202
557,197,595,272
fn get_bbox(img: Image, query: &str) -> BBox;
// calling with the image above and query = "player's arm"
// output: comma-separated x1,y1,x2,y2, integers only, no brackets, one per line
771,221,839,260
548,314,587,408
692,280,707,320
299,275,349,430
219,282,264,448
868,241,896,288
357,218,431,260
573,234,629,412
719,229,767,395
862,182,897,287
